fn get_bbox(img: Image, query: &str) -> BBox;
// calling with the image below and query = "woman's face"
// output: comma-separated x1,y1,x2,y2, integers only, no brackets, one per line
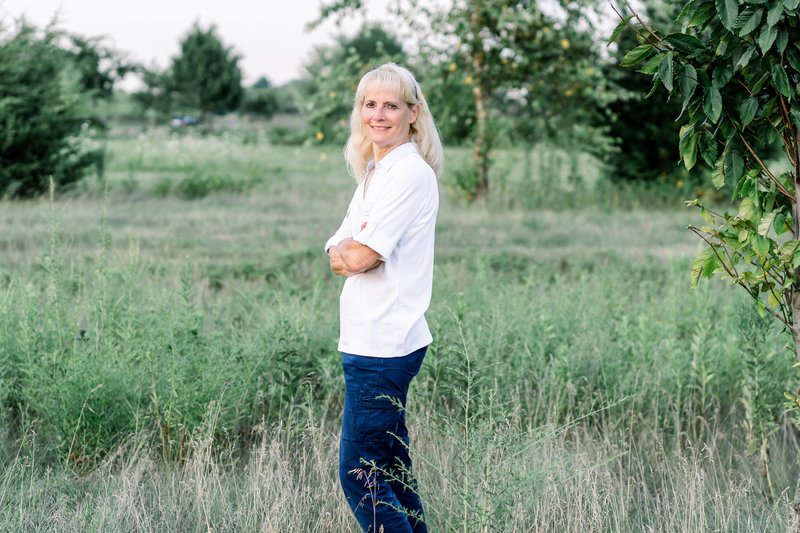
361,88,419,158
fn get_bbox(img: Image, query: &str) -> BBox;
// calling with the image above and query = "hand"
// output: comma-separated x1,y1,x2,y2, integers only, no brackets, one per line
328,246,356,277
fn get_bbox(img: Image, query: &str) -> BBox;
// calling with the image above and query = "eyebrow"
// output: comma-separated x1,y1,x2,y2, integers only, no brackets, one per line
364,98,404,105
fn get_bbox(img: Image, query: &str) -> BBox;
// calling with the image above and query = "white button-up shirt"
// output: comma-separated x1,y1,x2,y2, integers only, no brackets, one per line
325,142,439,357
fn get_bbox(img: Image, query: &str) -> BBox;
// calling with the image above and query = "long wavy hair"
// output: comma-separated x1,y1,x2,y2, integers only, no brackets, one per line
343,63,443,182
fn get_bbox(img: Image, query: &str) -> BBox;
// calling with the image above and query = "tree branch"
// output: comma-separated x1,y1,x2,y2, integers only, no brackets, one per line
736,129,795,201
688,226,790,326
610,3,665,52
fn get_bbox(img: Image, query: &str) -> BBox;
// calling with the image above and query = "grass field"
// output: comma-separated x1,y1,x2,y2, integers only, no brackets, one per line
0,130,797,531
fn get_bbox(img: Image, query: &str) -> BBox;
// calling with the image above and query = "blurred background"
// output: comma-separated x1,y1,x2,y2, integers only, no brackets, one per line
0,0,707,201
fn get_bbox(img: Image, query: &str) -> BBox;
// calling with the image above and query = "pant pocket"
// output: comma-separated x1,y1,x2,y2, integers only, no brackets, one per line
352,386,402,443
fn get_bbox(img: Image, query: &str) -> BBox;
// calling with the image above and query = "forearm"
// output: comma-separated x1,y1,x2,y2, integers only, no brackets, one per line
337,237,382,273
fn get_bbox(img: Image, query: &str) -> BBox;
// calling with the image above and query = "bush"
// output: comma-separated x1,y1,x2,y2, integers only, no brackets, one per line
266,125,309,146
0,21,102,197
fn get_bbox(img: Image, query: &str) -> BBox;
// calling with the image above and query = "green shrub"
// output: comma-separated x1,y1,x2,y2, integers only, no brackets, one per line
266,125,308,146
0,21,102,197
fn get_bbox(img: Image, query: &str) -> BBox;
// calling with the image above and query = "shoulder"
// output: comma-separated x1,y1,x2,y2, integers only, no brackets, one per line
389,150,436,189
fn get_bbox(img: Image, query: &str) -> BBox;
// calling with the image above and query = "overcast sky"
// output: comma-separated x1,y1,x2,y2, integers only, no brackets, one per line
0,0,391,87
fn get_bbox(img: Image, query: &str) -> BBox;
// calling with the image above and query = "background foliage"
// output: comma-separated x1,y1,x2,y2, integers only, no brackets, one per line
170,23,243,116
0,21,104,197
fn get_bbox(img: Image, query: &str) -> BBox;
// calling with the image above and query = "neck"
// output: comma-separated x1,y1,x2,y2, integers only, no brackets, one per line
372,139,410,162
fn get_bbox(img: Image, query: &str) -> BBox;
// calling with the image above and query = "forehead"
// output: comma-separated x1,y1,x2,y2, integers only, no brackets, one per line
363,88,405,102
362,78,405,100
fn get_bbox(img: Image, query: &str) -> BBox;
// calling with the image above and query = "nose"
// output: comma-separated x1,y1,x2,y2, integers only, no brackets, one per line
374,107,386,120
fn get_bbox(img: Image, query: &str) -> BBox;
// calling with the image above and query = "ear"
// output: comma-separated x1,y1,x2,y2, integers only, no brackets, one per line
409,104,420,124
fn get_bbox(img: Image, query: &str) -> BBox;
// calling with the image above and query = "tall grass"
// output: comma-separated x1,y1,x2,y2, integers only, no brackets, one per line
0,133,795,530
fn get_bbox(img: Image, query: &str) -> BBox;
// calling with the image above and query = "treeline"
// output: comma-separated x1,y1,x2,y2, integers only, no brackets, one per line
1,0,693,198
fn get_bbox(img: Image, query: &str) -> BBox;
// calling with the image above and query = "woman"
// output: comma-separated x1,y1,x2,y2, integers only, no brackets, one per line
324,63,443,533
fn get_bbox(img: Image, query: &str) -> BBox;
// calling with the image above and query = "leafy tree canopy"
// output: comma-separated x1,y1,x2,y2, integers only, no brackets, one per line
594,0,694,183
0,20,103,197
313,0,603,198
611,0,800,524
170,23,244,115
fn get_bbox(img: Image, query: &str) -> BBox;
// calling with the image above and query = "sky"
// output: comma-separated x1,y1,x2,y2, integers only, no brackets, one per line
0,0,391,88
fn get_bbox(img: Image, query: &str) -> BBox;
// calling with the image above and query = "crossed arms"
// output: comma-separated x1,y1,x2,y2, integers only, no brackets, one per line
328,237,382,277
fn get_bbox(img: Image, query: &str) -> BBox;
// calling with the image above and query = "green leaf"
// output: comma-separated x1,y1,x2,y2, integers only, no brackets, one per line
703,86,723,122
679,64,698,100
700,131,719,167
701,207,716,224
786,0,800,9
751,233,771,257
739,195,756,219
774,64,792,97
717,0,740,30
712,153,726,188
736,44,757,69
712,64,733,88
659,54,674,91
721,117,737,139
758,211,776,236
758,24,778,53
740,229,750,243
665,33,707,56
608,15,635,45
740,96,758,126
645,76,661,98
756,298,766,317
752,71,770,92
774,213,789,235
779,239,800,262
739,7,763,35
680,126,700,169
691,246,721,289
639,54,662,75
767,0,784,26
689,2,717,26
725,150,745,184
696,68,711,87
768,289,781,308
776,28,788,54
621,44,654,67
678,0,702,20
787,46,800,72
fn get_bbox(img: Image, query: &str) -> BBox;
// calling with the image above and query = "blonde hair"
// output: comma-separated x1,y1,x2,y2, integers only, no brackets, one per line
343,63,444,181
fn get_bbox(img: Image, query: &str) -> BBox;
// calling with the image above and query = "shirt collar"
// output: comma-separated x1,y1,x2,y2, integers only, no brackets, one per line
369,142,418,174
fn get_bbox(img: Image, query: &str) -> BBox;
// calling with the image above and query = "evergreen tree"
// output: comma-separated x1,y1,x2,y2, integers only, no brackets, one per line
170,23,243,116
0,21,101,197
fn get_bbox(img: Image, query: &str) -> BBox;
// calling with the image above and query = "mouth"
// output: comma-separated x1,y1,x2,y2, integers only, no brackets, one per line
370,125,390,131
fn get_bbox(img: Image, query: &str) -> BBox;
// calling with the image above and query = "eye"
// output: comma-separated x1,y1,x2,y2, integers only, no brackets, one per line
388,103,399,110
364,101,375,108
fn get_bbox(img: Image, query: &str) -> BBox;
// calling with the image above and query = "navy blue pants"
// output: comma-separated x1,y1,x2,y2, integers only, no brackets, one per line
340,347,428,533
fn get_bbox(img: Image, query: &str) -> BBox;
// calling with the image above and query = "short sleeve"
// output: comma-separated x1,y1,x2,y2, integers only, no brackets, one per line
354,159,436,259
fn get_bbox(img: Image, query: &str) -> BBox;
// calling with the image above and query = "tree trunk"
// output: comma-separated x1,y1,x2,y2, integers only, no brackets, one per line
472,83,488,198
791,167,800,533
790,311,800,533
470,3,489,200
